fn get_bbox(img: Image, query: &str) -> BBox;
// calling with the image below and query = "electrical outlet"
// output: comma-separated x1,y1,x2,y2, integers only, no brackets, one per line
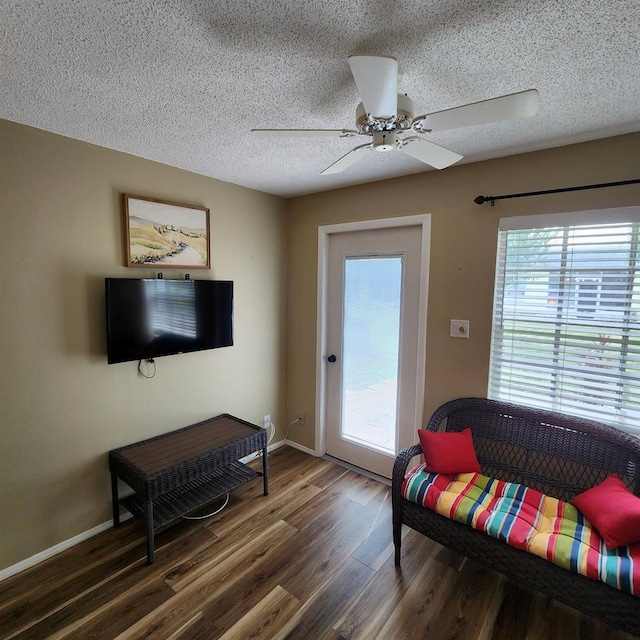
263,414,271,430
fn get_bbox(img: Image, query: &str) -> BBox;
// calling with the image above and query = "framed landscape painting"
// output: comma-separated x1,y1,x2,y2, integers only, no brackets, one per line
123,194,210,269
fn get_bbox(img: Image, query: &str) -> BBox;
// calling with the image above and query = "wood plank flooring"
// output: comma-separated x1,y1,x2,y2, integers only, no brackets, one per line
1,446,638,640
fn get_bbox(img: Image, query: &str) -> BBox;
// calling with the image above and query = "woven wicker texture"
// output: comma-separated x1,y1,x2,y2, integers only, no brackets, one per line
392,397,640,636
109,413,268,563
110,414,266,499
120,461,258,531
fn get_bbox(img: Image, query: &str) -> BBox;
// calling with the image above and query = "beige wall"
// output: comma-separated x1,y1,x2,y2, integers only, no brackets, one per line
0,119,287,571
285,133,640,450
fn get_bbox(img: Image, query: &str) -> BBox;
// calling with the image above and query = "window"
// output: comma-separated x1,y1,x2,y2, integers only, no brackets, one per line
489,208,640,435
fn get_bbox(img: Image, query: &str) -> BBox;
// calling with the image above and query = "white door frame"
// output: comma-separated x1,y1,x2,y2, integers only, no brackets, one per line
315,214,431,457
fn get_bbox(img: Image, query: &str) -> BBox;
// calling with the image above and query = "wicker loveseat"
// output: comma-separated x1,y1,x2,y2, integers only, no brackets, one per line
392,397,640,636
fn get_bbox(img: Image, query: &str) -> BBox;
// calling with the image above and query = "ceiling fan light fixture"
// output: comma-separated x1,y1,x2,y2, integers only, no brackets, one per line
373,131,396,152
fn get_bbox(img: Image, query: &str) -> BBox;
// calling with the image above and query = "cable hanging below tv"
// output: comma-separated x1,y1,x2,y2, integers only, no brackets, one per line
105,278,233,364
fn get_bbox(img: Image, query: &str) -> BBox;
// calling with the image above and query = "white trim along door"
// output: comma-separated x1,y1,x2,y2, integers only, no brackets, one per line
317,216,430,478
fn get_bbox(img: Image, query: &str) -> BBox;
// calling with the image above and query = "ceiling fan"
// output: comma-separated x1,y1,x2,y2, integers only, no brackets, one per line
251,56,540,175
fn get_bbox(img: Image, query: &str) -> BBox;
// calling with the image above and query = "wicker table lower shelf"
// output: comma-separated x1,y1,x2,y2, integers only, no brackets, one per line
119,461,258,531
109,414,268,564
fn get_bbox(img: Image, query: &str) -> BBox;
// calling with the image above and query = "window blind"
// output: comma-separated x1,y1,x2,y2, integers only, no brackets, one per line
489,216,640,435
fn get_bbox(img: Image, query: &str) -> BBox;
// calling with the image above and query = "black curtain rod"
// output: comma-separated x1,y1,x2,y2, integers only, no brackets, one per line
474,178,640,206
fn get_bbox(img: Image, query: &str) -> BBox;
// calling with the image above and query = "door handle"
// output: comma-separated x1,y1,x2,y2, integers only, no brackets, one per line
327,354,337,363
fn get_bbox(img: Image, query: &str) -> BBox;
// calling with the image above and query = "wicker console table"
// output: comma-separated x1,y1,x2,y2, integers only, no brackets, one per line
109,413,268,564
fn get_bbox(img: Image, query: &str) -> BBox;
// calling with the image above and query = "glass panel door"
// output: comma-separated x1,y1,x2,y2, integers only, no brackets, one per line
324,223,427,478
342,256,402,453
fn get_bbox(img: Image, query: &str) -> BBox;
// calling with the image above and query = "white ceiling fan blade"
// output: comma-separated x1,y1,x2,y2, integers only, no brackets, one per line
400,137,463,170
348,55,398,120
251,128,357,138
420,89,540,131
321,143,371,175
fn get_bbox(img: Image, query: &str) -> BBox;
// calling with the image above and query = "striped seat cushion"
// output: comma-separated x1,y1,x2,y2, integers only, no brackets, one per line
402,463,454,511
402,466,640,596
484,483,547,551
434,472,507,532
403,465,506,531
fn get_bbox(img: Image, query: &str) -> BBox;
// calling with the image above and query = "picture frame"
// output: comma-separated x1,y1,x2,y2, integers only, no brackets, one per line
123,194,210,269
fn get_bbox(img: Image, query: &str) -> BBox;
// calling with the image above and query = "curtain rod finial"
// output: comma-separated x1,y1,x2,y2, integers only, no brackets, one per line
474,195,487,205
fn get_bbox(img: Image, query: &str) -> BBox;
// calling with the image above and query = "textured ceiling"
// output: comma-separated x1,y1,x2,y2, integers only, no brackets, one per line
1,1,639,198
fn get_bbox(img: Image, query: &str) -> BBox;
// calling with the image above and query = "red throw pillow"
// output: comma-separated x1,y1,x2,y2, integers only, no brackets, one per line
418,428,481,475
571,474,640,549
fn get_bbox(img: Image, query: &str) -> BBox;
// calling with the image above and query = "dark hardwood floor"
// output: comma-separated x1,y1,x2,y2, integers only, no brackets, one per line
1,446,637,640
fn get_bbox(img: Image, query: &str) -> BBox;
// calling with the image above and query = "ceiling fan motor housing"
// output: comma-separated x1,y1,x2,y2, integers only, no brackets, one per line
355,93,415,136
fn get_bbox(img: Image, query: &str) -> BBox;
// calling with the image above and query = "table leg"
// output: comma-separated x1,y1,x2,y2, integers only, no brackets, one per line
146,501,155,564
111,473,120,527
262,447,269,496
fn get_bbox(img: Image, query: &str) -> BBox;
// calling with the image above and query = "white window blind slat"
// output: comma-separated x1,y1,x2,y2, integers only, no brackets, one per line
489,217,640,435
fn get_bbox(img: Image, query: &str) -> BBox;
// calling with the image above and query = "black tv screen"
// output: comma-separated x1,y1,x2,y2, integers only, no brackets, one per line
105,278,233,364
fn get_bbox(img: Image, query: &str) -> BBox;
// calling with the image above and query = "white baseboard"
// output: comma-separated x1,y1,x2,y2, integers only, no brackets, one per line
239,439,285,463
0,439,319,584
0,512,133,583
1,440,289,583
283,439,318,456
241,438,317,461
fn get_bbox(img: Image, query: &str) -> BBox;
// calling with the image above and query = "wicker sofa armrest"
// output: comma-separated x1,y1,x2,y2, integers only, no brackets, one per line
392,443,422,564
392,443,422,488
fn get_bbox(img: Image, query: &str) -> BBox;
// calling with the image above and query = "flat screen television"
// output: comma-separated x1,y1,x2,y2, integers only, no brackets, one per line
105,278,233,364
